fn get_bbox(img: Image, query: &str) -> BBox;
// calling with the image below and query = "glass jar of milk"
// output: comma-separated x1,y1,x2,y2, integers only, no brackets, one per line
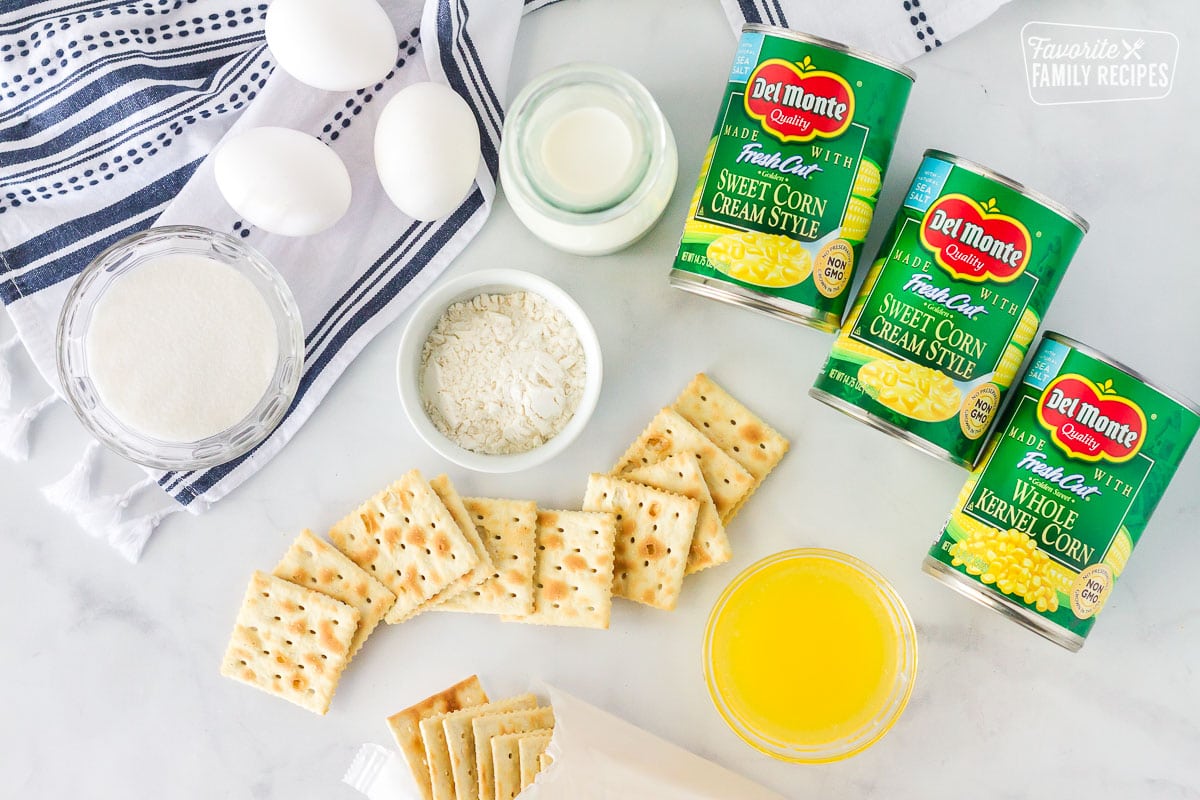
500,63,678,256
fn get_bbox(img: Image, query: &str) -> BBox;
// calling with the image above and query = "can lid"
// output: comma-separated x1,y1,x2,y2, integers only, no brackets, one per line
1044,331,1200,416
922,149,1090,234
742,23,917,82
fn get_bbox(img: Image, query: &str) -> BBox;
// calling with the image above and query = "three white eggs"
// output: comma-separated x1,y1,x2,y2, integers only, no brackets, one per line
213,0,481,236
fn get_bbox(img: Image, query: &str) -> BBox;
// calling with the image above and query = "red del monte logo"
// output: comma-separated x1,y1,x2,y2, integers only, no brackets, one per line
1037,374,1147,463
919,194,1032,283
744,56,854,143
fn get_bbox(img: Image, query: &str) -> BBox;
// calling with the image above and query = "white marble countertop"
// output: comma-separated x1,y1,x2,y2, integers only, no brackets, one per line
4,0,1199,797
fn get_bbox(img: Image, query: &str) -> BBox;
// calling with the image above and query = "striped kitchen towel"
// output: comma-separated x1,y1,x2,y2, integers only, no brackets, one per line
0,0,525,561
725,0,1009,61
0,0,1005,563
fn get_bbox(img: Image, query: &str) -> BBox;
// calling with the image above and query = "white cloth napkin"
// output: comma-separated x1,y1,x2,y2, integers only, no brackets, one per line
0,0,1008,562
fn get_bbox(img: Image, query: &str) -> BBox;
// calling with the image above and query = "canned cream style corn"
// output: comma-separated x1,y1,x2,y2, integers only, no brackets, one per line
811,150,1088,468
670,25,915,332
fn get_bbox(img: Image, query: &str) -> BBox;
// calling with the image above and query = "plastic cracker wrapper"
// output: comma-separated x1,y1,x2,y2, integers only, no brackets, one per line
345,686,785,800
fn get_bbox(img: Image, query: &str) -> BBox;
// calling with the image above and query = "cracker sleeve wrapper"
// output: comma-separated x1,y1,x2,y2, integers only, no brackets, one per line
343,744,421,800
343,687,784,800
522,687,785,800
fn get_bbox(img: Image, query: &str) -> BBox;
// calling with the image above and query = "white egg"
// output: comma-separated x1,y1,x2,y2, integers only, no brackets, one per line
375,82,481,221
214,127,352,237
265,0,398,92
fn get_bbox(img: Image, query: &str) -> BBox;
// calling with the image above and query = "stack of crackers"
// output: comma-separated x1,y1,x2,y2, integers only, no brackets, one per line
219,374,787,715
586,372,788,610
387,676,555,800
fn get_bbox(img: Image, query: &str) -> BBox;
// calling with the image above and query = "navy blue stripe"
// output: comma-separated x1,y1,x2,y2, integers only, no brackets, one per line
159,469,192,492
1,43,264,186
0,158,200,293
3,55,239,145
0,32,265,124
159,219,432,493
1,213,148,303
158,208,428,497
305,219,429,355
172,190,486,503
445,0,501,140
0,0,117,32
453,0,504,136
436,0,499,178
737,0,763,24
0,0,69,12
770,0,788,27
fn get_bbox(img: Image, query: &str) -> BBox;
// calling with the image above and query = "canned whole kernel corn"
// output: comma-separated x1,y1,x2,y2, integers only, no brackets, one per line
924,333,1200,651
810,150,1088,467
669,24,915,331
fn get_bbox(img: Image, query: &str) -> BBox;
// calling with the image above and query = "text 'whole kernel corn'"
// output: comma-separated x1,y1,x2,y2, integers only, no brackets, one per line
925,333,1200,651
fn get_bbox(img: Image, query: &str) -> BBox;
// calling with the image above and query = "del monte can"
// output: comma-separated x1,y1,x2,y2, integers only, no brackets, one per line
669,25,915,332
810,150,1088,468
924,333,1200,651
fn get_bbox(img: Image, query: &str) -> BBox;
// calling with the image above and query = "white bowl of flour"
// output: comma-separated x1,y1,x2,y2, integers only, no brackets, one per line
397,269,602,473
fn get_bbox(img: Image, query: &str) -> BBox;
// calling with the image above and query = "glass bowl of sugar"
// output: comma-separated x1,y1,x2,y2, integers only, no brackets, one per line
57,225,304,470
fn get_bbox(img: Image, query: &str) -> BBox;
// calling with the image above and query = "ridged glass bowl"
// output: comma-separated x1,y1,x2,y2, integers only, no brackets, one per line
704,548,918,763
56,225,304,470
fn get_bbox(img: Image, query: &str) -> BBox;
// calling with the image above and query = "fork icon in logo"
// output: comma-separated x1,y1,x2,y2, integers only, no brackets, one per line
1122,38,1145,60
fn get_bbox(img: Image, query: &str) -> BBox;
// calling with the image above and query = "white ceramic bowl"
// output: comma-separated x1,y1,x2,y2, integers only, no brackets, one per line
396,269,602,473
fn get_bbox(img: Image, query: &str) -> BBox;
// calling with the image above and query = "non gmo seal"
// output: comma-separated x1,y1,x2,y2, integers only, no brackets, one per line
814,239,855,298
960,383,1001,440
1070,563,1114,619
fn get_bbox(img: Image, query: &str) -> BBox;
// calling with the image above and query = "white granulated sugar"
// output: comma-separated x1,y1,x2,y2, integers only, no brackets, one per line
86,254,279,443
420,291,586,455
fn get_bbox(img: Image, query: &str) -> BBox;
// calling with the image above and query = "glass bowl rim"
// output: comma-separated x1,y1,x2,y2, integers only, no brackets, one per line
702,547,919,764
55,224,304,471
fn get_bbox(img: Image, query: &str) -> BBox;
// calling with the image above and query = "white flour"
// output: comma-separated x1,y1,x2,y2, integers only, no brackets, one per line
86,254,279,443
420,291,586,455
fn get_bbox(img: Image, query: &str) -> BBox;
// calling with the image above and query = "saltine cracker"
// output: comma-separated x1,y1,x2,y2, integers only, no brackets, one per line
272,529,395,658
583,474,699,611
503,510,617,629
472,707,555,800
517,731,553,789
425,475,495,609
613,407,753,523
435,694,537,800
386,676,489,800
328,470,479,623
672,373,788,520
437,498,537,616
625,452,730,574
220,571,359,715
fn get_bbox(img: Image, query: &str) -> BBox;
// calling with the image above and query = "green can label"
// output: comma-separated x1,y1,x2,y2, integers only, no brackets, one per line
811,152,1087,466
927,334,1200,648
669,26,914,330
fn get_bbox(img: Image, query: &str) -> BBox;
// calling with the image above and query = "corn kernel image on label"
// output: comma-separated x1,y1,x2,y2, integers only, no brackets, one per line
925,333,1200,651
811,150,1088,468
857,359,961,422
670,25,914,332
706,231,814,288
